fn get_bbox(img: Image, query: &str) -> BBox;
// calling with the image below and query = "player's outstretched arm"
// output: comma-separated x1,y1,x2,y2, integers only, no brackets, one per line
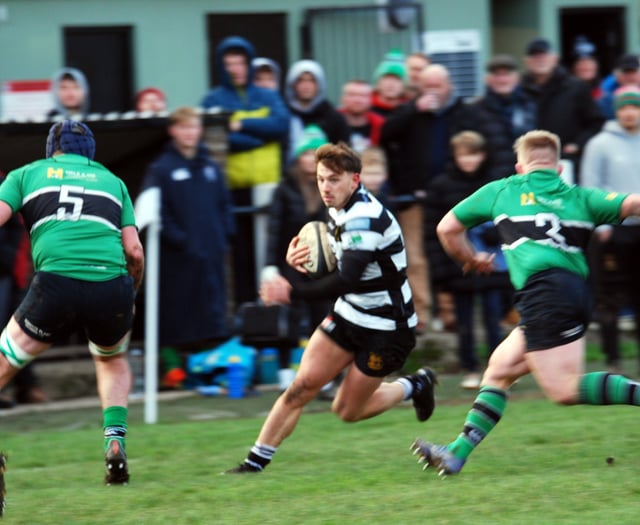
0,202,13,229
437,210,495,274
620,194,640,221
122,225,144,292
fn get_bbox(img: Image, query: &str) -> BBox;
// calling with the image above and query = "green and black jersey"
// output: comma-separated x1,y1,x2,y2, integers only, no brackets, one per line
1,153,136,282
452,169,626,290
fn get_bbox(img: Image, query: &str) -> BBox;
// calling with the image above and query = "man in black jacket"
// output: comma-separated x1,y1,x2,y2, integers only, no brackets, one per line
380,64,476,331
468,54,537,180
521,38,604,184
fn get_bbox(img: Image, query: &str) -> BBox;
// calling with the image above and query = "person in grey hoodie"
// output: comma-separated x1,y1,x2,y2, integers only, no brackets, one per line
582,86,640,373
47,67,90,119
284,59,350,161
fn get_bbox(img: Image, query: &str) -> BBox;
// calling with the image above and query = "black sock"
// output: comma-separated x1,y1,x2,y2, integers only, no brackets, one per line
244,443,277,471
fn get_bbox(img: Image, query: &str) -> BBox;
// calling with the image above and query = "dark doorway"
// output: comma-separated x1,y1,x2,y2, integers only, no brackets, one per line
64,26,134,114
560,7,625,78
206,13,288,90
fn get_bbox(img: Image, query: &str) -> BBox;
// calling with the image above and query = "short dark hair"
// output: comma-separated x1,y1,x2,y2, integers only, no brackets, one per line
315,142,362,174
60,72,78,83
223,47,248,60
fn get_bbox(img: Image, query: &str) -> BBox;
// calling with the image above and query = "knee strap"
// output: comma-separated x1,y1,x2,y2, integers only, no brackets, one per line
89,334,130,357
0,328,35,369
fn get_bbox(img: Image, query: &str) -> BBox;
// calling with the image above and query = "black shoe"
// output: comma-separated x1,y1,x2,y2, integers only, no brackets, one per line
0,453,7,516
224,462,262,474
410,368,438,422
105,439,129,485
0,397,15,410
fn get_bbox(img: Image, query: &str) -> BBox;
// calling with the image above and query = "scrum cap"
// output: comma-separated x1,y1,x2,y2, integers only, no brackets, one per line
45,120,96,159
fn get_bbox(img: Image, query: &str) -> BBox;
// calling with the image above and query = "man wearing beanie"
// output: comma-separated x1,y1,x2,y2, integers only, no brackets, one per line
582,86,640,374
284,59,350,161
521,37,604,184
371,49,408,117
0,120,144,503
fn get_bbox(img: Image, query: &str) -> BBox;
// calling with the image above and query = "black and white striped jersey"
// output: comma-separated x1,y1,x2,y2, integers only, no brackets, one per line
327,186,417,331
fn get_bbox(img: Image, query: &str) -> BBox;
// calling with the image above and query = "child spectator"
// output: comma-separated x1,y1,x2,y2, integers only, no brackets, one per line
425,131,511,388
252,58,281,91
135,87,167,113
141,106,235,388
360,146,391,209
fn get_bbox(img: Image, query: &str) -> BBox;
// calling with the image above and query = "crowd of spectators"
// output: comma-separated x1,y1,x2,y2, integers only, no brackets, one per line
7,34,640,396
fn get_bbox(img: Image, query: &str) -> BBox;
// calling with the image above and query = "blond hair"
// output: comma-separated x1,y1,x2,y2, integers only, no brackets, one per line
169,106,201,126
360,146,387,170
450,130,486,153
513,130,560,165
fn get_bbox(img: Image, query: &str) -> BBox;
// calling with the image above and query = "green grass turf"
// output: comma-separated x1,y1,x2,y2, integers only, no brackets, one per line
1,372,640,524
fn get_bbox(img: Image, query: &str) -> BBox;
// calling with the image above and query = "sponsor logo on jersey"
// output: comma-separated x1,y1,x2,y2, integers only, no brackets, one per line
605,192,619,201
347,233,363,247
345,218,370,231
520,192,536,206
536,196,564,209
47,167,64,179
64,170,97,180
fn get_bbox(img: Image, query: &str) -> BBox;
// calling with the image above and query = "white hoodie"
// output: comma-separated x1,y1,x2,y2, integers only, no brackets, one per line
581,119,640,194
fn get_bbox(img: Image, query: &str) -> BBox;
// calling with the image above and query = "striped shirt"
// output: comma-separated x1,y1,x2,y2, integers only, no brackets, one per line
328,186,416,331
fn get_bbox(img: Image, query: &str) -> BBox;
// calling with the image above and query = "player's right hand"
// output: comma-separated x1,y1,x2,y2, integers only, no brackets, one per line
462,251,496,275
259,274,292,305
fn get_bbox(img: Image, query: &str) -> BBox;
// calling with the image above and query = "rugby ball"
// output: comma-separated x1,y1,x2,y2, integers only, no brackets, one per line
297,221,337,279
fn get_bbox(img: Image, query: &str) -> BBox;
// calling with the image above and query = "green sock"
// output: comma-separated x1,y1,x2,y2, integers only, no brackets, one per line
578,372,640,405
103,406,128,452
448,386,508,461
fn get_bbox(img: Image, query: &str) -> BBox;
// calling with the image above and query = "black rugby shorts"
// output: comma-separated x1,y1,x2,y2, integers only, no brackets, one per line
515,268,592,351
15,272,135,345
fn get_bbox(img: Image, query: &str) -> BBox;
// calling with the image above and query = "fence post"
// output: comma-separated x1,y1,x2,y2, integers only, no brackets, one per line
134,187,161,424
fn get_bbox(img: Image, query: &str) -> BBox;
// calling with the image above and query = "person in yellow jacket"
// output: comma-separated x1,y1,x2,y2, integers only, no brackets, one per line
201,36,290,304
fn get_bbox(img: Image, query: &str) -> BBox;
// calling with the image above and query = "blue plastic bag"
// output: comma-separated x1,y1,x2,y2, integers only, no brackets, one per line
187,337,256,389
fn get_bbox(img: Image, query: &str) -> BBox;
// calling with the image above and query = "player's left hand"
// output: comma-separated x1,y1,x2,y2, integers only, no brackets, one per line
462,251,496,275
259,274,292,305
286,236,310,274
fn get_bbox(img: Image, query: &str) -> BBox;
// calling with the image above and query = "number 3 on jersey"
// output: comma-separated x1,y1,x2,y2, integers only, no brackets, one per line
57,185,85,221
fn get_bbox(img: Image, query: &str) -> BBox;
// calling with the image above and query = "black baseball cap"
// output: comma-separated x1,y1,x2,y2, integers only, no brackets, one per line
615,54,640,71
526,38,552,56
486,54,518,72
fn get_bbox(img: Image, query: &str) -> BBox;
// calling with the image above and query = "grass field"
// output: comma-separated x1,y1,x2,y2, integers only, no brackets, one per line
1,367,640,525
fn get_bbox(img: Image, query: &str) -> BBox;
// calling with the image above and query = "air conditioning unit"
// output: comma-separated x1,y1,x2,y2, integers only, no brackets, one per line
423,29,482,99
